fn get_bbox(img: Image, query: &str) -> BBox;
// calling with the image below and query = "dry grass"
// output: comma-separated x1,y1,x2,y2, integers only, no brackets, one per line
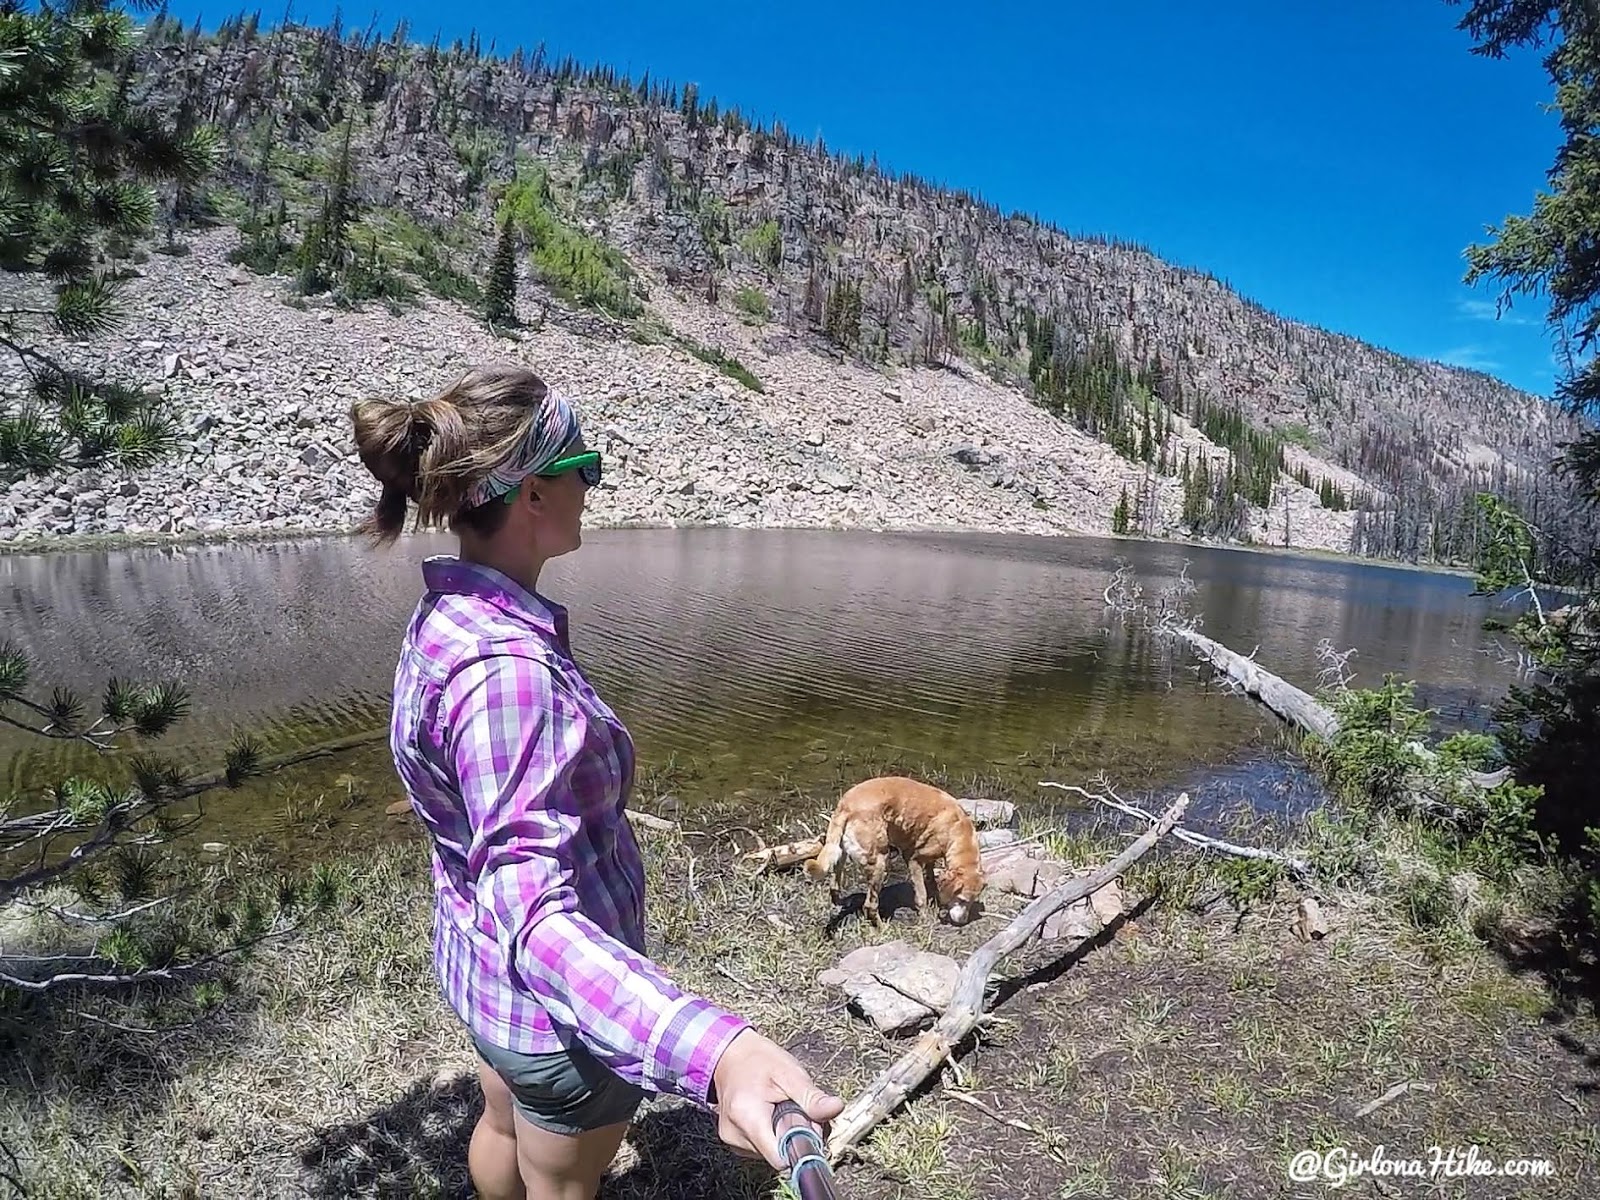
2,797,1597,1199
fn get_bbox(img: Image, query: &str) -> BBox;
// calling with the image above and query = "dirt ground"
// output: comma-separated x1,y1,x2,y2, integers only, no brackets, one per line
4,795,1597,1199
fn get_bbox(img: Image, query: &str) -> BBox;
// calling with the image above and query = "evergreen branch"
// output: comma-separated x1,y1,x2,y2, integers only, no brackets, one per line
0,332,66,380
0,729,384,900
1,696,123,747
52,276,123,337
0,1136,21,1200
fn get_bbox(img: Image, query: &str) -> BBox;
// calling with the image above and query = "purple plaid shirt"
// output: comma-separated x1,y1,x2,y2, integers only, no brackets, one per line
387,555,748,1105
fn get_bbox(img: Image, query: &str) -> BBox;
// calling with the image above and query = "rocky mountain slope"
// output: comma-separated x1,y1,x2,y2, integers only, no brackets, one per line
2,15,1592,571
0,230,1356,549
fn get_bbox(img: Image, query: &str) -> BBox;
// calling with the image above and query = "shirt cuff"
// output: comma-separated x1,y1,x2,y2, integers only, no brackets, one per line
647,997,752,1106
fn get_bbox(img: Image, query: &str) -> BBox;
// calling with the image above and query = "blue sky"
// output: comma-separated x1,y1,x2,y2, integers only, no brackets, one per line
169,0,1564,397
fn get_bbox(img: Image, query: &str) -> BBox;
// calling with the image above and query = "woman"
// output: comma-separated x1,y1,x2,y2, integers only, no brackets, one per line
350,363,842,1200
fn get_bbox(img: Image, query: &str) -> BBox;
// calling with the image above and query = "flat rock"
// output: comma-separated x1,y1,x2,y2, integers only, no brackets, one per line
958,797,1017,828
817,940,959,1034
976,828,1017,850
980,844,1068,897
1040,874,1126,942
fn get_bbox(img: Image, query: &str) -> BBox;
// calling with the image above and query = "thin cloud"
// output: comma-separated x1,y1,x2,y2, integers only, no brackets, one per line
1456,296,1538,327
1437,344,1504,372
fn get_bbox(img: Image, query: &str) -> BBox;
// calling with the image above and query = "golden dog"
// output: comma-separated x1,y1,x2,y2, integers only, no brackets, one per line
804,775,983,926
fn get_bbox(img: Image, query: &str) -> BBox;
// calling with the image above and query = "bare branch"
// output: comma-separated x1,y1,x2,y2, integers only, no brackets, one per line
15,895,173,925
0,915,311,993
1314,637,1358,692
1037,780,1313,880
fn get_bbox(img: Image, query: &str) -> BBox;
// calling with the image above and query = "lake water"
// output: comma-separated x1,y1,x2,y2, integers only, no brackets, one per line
0,528,1521,856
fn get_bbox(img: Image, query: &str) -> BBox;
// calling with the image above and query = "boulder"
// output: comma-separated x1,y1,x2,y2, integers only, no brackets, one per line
817,940,960,1034
957,797,1016,828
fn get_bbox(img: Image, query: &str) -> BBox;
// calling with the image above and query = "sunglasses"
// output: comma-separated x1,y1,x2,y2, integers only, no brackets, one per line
502,450,603,502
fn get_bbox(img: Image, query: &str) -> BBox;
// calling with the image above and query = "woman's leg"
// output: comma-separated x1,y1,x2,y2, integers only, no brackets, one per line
513,1114,632,1200
471,1059,527,1200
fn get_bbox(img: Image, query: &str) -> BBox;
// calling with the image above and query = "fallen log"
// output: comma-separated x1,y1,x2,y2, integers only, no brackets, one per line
824,793,1188,1163
1172,626,1509,792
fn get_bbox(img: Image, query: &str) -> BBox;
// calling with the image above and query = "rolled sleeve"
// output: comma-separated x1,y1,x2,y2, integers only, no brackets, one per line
445,650,749,1103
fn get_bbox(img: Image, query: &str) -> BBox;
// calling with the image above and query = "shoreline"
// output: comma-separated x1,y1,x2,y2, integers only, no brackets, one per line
0,510,1487,582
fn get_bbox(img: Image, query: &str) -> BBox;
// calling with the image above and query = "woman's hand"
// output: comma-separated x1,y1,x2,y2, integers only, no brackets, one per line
709,1028,845,1169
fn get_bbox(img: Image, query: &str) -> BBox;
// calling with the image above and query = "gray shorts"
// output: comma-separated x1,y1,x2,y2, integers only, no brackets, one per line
472,1031,647,1136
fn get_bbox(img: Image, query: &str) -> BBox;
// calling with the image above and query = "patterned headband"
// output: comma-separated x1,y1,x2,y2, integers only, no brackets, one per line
461,386,581,510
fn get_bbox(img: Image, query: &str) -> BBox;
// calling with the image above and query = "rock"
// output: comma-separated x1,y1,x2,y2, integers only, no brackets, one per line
817,940,960,1033
817,467,853,491
952,444,990,468
1040,874,1126,942
385,799,413,818
804,430,825,447
980,845,1068,897
958,797,1017,828
162,353,181,379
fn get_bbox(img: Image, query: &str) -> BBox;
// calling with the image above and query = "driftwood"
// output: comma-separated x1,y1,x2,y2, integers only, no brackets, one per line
742,837,821,872
1173,626,1510,792
1037,781,1314,881
626,810,678,834
824,793,1188,1163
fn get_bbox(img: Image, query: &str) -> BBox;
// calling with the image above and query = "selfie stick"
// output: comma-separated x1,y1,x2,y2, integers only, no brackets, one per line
771,1100,840,1200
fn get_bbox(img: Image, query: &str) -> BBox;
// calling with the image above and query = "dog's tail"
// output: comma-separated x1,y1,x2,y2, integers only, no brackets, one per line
804,805,849,880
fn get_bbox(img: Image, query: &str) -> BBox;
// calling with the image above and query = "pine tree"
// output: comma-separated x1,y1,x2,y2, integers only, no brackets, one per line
1446,0,1600,942
297,113,356,296
0,0,219,482
485,216,519,326
1112,487,1130,535
0,2,340,1004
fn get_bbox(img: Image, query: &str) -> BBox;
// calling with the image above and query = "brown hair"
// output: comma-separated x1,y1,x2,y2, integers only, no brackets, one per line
350,363,551,544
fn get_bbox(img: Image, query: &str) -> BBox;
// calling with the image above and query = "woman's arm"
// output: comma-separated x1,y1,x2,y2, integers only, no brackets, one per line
443,649,749,1105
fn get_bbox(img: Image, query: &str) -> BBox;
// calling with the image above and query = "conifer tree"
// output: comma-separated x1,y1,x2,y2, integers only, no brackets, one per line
0,0,218,481
1446,0,1600,943
485,215,519,326
0,2,335,1003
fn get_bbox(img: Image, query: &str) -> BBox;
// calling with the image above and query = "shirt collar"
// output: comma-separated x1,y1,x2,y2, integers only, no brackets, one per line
420,555,570,649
